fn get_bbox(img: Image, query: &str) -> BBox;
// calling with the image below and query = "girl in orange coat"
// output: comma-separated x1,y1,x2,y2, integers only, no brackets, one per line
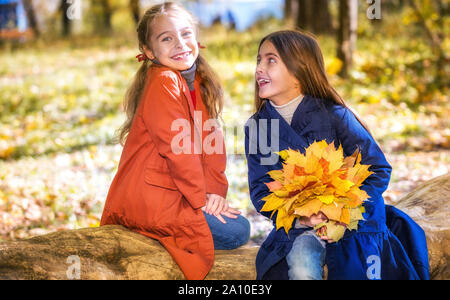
100,2,250,280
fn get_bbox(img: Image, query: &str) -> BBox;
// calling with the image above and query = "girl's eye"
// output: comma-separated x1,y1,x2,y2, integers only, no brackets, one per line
162,36,172,42
182,31,192,37
269,57,276,63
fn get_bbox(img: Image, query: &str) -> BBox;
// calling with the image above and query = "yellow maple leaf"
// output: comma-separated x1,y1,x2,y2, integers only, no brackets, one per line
331,176,355,195
339,207,351,224
306,139,328,158
342,148,359,168
275,208,295,233
320,201,345,221
317,195,335,205
346,187,369,207
294,197,323,217
265,180,282,192
285,150,307,167
261,194,284,212
324,143,344,173
346,207,365,230
283,163,296,184
304,153,320,174
267,169,284,182
324,221,347,242
274,189,290,197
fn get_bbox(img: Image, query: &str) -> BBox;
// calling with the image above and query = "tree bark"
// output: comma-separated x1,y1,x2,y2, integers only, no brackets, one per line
296,0,313,31
130,0,140,25
100,0,112,32
0,225,258,280
22,0,39,37
296,0,333,34
395,173,450,280
311,0,333,34
337,0,358,78
60,0,71,37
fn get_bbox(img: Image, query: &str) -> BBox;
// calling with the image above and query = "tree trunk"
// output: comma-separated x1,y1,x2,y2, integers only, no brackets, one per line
311,0,333,34
61,0,71,37
296,0,333,34
0,225,258,280
130,0,140,24
337,0,358,78
296,0,313,31
22,0,39,37
395,173,450,280
100,0,112,32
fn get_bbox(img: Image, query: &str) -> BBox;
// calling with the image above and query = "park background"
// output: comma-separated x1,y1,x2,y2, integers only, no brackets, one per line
0,0,448,245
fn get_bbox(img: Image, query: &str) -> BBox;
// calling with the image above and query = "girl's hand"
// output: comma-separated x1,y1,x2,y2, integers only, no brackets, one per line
298,211,328,227
316,226,334,243
202,194,241,224
316,222,347,243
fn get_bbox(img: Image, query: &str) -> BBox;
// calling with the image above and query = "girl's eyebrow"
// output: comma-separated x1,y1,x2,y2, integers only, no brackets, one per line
257,52,279,58
156,27,192,39
156,31,171,39
264,52,279,58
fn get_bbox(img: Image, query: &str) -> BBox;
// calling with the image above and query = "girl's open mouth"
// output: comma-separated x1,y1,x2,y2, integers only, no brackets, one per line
257,78,271,88
171,51,192,61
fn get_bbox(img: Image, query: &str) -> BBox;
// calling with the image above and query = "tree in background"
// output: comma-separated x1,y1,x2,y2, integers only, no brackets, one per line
100,0,112,33
60,0,70,36
408,0,447,89
337,0,358,78
130,0,140,25
298,0,333,34
22,0,39,37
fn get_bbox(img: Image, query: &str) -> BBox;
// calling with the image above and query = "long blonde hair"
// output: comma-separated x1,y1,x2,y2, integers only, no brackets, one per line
116,2,224,145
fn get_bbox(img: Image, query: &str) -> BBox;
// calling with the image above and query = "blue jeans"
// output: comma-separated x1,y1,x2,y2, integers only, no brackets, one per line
203,212,250,250
286,230,326,280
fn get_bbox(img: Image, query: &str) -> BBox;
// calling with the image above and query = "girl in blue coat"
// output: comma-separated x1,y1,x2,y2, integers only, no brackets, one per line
245,30,429,280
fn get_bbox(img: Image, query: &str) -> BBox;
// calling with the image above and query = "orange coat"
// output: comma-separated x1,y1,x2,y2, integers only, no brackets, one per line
100,64,228,280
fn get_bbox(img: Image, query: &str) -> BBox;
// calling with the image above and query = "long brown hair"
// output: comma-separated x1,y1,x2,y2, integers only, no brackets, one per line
116,2,224,145
255,30,370,133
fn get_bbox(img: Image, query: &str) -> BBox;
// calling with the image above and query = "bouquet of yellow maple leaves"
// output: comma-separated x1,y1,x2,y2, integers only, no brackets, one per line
261,140,373,242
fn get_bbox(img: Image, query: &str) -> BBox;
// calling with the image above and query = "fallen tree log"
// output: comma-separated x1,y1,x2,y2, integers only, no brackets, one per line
0,224,258,280
394,173,449,280
0,173,448,279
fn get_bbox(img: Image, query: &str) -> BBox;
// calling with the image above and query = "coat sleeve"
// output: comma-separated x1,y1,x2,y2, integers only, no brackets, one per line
244,118,277,221
202,124,228,198
331,106,392,220
140,72,206,210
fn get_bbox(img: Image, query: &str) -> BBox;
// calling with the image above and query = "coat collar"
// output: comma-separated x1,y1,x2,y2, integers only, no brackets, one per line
258,95,319,152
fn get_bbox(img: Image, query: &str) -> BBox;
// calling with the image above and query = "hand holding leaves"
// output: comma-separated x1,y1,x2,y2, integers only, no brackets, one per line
261,140,372,242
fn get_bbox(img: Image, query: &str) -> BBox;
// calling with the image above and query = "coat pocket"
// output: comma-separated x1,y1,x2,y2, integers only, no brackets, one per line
144,167,178,191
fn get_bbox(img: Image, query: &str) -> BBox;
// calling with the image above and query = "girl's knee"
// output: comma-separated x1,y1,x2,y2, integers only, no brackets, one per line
286,233,326,280
230,215,251,247
212,215,250,249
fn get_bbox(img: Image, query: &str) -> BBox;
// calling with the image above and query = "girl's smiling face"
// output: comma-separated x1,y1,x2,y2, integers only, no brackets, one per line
144,13,198,71
256,40,301,105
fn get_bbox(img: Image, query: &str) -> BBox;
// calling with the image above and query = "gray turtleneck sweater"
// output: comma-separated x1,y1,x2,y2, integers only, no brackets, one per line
269,94,304,125
151,58,197,91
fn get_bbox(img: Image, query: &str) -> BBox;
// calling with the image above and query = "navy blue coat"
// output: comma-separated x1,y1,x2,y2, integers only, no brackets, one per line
244,96,429,280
